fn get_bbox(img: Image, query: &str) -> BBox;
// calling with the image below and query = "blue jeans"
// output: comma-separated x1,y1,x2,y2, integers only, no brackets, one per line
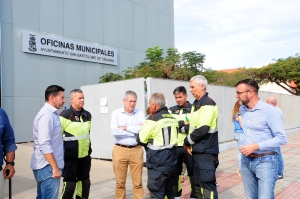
33,164,61,199
241,154,278,199
277,147,284,176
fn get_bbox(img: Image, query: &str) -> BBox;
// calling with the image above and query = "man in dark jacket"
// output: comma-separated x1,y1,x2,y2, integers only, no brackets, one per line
169,86,196,199
184,75,219,199
137,93,178,199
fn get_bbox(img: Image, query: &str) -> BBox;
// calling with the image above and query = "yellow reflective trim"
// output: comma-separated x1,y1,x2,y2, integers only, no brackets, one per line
76,181,83,198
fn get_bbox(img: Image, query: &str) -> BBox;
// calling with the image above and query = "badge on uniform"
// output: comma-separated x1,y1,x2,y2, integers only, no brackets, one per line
175,110,179,113
75,116,79,121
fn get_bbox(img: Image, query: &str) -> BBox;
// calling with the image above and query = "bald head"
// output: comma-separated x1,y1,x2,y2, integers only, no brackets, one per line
267,96,277,107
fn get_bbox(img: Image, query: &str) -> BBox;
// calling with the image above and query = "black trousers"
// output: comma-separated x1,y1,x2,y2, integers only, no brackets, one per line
61,156,91,199
173,146,197,197
193,154,219,199
147,169,177,199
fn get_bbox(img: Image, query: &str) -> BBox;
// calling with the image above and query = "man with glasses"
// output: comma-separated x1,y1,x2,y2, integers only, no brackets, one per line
236,79,287,199
110,90,145,199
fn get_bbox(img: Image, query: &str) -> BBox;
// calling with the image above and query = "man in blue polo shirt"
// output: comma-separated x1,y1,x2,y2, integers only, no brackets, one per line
0,108,17,198
236,79,287,199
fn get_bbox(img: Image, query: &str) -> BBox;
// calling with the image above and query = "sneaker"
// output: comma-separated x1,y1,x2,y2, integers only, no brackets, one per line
277,175,284,181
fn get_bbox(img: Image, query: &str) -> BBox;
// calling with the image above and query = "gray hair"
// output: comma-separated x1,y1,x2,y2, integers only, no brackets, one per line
190,75,208,89
124,90,137,99
267,96,277,106
150,93,165,107
70,89,83,98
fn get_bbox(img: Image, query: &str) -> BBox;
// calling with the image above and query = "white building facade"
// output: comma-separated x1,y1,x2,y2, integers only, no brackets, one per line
0,0,174,142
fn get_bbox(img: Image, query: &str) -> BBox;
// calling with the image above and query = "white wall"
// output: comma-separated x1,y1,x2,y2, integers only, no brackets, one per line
83,78,300,159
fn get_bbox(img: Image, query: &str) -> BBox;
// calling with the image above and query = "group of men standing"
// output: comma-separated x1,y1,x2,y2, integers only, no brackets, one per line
111,75,287,199
0,74,287,199
111,75,219,199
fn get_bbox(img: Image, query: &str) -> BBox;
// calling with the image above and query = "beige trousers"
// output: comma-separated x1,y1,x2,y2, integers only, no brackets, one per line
112,145,144,199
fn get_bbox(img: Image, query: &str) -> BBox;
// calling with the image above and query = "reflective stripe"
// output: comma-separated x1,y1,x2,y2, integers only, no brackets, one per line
181,126,185,133
208,128,218,133
147,143,175,150
163,127,170,145
187,134,195,145
63,134,90,141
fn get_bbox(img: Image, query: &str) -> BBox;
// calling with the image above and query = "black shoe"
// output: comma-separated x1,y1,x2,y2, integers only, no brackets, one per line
277,175,283,181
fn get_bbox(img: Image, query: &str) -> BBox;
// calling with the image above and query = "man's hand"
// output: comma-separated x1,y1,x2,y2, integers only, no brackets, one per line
52,167,62,178
118,126,127,130
240,144,259,156
138,122,144,126
3,164,15,179
184,121,190,125
183,144,192,155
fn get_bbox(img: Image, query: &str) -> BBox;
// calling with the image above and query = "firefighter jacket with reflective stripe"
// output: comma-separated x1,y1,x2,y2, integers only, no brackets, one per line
168,102,194,146
184,92,219,154
137,106,178,172
60,106,92,158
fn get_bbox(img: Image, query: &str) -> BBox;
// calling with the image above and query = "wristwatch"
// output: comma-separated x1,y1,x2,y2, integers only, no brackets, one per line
6,162,15,166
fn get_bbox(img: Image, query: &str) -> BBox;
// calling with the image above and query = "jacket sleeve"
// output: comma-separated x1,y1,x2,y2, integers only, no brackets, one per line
1,109,17,154
184,105,217,146
137,120,155,146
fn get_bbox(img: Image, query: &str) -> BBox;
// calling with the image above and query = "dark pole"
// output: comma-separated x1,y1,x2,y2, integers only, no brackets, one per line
5,169,12,199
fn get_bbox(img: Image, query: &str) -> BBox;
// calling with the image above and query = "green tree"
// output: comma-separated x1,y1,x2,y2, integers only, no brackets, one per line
145,46,164,62
99,72,123,83
181,51,206,71
99,46,205,83
255,54,300,95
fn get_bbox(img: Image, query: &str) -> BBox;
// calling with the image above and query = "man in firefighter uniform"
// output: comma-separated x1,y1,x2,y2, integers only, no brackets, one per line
60,89,92,199
137,93,178,199
169,86,197,199
184,75,219,199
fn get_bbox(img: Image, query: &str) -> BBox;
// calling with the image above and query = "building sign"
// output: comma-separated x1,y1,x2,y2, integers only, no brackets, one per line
22,31,117,65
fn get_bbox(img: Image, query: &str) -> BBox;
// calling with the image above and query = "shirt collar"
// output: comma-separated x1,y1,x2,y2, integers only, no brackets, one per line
242,99,263,111
45,102,58,113
176,101,192,110
121,107,137,115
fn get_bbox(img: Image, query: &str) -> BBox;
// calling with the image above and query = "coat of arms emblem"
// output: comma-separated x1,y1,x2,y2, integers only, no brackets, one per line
28,34,37,52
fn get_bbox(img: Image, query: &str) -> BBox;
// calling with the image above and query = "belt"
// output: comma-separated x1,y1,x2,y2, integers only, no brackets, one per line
115,144,138,148
247,151,275,158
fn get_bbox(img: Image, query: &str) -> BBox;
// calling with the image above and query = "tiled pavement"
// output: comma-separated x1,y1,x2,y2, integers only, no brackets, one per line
4,131,300,199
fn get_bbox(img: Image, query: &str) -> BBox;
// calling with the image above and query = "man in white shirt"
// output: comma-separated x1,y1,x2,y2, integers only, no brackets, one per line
110,90,145,199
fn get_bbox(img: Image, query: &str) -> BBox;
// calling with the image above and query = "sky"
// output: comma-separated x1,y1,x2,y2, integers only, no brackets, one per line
174,0,300,70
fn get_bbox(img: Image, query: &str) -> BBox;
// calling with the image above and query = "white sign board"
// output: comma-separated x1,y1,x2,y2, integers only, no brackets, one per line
22,31,117,65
